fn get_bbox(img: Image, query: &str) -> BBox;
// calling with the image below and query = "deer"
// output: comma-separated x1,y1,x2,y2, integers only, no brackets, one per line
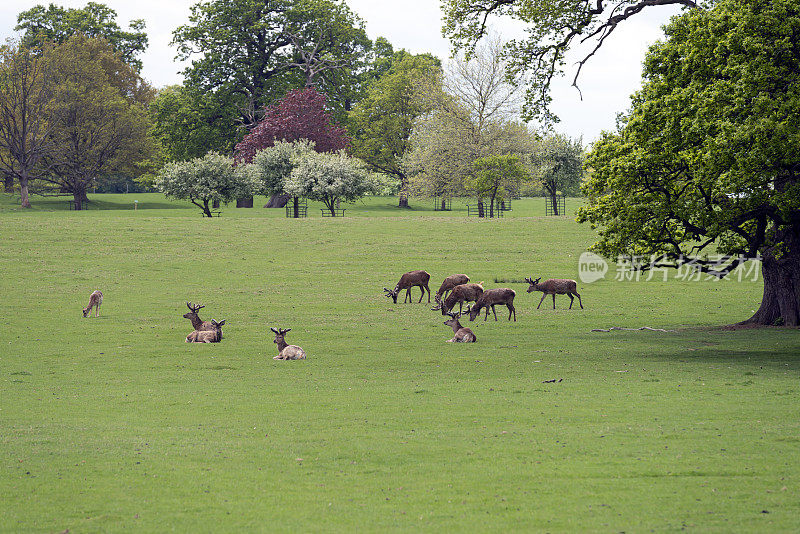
437,282,484,315
433,274,470,308
186,319,225,343
183,302,217,336
444,310,477,343
468,288,516,321
82,290,103,318
271,328,306,360
384,270,431,303
525,277,583,309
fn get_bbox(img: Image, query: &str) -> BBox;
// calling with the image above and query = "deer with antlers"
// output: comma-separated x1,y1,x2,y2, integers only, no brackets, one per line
525,277,583,309
186,319,225,343
272,328,306,360
384,270,431,304
444,310,477,343
436,282,484,314
82,290,103,318
433,274,470,307
183,302,219,337
468,288,517,321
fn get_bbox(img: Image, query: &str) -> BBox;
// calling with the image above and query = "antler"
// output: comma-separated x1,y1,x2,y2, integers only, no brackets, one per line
271,327,280,334
280,328,291,335
186,302,205,311
524,277,533,284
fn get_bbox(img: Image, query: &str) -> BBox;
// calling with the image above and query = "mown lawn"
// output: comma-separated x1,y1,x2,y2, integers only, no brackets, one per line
1,193,798,532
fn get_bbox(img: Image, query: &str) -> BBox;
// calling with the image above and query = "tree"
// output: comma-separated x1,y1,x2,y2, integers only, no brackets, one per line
284,150,374,216
149,85,239,162
172,0,370,127
16,2,148,71
442,0,701,124
349,51,441,208
530,134,584,215
466,154,529,217
156,152,255,217
576,0,800,326
0,39,54,208
40,35,155,210
250,139,315,214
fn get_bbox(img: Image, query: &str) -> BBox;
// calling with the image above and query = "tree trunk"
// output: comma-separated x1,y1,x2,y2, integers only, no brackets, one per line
489,194,496,218
202,199,212,217
398,190,409,208
477,199,484,218
293,196,299,218
19,174,31,208
212,199,220,209
551,192,559,216
264,192,291,208
72,184,87,210
741,231,800,326
441,198,446,211
236,196,254,208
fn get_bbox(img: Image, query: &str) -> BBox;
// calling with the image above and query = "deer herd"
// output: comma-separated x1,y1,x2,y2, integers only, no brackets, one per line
80,270,582,356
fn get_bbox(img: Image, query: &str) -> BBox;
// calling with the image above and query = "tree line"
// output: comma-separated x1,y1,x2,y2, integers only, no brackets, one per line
0,0,583,213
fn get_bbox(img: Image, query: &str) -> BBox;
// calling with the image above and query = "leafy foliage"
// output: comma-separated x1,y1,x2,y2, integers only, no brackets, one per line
577,0,800,324
15,2,148,71
284,150,373,215
156,152,255,217
250,139,316,197
466,154,530,217
528,134,584,213
234,87,349,164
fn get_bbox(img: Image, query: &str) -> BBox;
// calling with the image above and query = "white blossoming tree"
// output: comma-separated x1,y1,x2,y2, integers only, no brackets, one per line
284,151,374,216
156,152,256,217
250,139,316,215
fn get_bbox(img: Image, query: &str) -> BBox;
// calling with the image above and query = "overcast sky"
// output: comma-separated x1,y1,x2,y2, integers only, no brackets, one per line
1,0,686,143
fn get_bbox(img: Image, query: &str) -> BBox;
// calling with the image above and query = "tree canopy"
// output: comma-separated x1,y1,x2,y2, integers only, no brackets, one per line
284,150,373,216
467,154,530,217
441,0,702,124
16,2,148,71
529,134,584,215
576,0,800,325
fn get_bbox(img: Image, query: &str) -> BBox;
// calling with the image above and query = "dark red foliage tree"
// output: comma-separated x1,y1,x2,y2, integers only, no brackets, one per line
234,87,350,164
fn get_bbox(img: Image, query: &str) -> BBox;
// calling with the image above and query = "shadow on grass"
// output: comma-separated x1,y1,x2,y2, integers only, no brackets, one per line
0,194,194,212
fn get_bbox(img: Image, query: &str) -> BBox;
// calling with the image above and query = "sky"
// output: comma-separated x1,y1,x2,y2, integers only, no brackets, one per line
0,0,687,144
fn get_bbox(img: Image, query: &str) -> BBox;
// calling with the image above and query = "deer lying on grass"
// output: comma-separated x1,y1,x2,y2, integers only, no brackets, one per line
82,290,103,318
186,319,224,343
525,277,583,309
468,288,516,321
183,302,217,335
384,270,431,303
444,310,477,343
437,282,484,315
272,328,306,360
433,274,470,306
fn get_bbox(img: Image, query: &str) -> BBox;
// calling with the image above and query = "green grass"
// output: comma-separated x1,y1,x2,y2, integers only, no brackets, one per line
1,193,799,532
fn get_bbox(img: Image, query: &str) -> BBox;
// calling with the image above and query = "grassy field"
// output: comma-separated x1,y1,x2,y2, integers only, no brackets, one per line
1,193,799,532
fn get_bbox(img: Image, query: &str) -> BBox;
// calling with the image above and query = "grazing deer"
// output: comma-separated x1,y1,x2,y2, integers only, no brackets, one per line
438,282,484,315
525,277,583,309
384,270,431,303
433,274,470,307
468,288,516,321
82,290,103,318
444,310,477,343
183,302,217,335
272,328,306,360
186,319,225,343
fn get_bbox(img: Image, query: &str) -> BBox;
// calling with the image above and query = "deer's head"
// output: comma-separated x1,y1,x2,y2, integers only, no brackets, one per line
383,287,399,304
525,277,541,293
183,302,205,319
271,327,291,344
444,311,462,329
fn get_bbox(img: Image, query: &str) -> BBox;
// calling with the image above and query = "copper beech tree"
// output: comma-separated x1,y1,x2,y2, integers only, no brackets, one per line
234,87,350,208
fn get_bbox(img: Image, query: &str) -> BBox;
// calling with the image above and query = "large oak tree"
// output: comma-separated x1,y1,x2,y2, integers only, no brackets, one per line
577,0,800,325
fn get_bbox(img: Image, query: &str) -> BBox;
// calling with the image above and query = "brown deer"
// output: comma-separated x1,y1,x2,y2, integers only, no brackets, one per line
438,282,484,315
82,290,103,317
272,328,306,360
468,288,517,321
444,310,477,343
384,270,431,303
525,277,583,309
183,302,217,335
186,319,225,343
433,274,470,307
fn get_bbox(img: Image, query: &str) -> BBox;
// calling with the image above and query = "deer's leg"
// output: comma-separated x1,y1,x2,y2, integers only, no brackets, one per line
568,294,574,309
552,294,556,309
537,293,546,309
417,285,424,303
405,288,411,303
458,301,463,314
426,284,431,303
491,305,498,321
574,292,583,309
508,303,516,321
96,303,100,317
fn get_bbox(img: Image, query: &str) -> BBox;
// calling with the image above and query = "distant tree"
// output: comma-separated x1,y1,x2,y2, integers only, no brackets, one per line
577,0,800,325
16,2,148,71
39,35,155,210
349,51,441,208
250,139,315,213
149,85,239,162
530,134,584,215
0,39,54,208
156,152,255,217
466,154,530,217
284,150,373,216
172,0,370,126
234,87,350,207
442,0,700,124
